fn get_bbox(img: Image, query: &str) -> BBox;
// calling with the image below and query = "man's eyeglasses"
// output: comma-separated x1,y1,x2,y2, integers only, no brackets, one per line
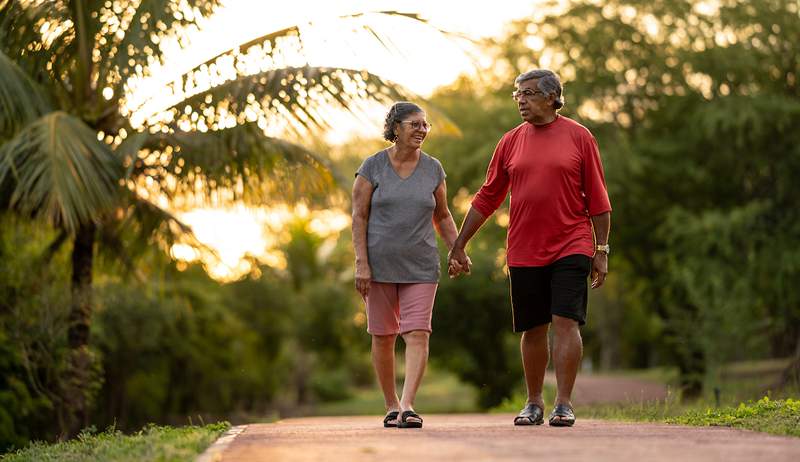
511,89,546,101
400,120,432,131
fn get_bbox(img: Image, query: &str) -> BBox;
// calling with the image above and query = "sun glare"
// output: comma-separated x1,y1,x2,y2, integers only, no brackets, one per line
135,1,536,281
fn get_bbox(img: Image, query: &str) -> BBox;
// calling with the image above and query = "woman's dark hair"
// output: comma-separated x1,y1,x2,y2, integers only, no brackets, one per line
383,102,424,142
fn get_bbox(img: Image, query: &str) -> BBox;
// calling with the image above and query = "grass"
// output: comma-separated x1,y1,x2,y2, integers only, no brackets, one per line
668,396,800,437
487,360,800,438
0,423,230,462
314,365,479,416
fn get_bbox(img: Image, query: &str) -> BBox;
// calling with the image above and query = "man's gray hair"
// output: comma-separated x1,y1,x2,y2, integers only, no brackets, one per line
515,69,564,109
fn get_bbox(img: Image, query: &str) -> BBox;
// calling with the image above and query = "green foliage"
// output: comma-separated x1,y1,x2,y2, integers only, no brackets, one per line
669,396,800,437
423,0,800,401
0,423,229,462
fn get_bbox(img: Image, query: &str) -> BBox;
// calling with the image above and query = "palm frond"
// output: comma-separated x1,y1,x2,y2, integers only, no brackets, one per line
98,189,212,279
144,65,406,136
0,50,51,138
126,11,436,128
125,122,338,207
0,111,121,233
0,1,74,100
93,1,222,115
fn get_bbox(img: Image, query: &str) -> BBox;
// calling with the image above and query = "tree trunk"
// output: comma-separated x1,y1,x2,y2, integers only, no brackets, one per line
61,222,98,438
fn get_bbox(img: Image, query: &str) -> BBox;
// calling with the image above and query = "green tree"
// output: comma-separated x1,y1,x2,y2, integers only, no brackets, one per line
469,0,800,397
0,1,422,435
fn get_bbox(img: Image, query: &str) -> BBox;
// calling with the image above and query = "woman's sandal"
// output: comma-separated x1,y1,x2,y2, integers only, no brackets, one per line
383,411,400,428
514,403,544,426
397,410,423,428
548,403,576,427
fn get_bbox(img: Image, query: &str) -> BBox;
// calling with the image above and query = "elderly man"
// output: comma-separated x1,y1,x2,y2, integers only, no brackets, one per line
448,69,611,427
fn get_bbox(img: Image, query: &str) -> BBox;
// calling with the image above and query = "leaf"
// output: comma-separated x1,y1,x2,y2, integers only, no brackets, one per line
0,111,121,233
0,50,50,138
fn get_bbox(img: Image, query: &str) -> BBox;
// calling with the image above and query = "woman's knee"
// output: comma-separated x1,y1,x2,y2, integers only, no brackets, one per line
372,334,397,348
401,330,430,345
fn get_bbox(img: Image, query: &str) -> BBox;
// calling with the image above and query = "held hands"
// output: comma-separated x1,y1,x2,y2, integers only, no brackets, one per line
591,252,608,289
447,246,472,278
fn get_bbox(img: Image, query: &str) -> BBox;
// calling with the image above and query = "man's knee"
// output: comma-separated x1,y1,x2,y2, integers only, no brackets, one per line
522,324,549,342
552,315,579,333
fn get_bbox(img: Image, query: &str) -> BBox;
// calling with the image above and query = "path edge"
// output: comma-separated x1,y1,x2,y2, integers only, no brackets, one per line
195,424,247,462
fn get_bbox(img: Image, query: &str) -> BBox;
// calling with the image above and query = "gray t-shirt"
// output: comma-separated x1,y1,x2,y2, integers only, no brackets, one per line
356,149,446,283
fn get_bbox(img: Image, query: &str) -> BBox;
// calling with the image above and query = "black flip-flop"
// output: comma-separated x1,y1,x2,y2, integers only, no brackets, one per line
514,403,544,426
397,410,423,428
383,411,399,428
548,403,576,427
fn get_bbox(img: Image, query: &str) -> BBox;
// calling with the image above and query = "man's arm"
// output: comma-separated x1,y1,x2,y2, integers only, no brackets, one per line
590,211,611,289
448,206,489,276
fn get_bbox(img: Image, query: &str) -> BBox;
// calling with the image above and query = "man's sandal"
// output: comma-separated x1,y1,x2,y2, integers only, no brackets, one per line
383,411,399,428
548,403,576,427
397,410,423,429
513,403,544,426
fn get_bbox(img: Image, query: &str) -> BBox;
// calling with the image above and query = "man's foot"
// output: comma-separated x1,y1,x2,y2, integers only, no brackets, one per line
548,403,575,427
383,410,400,427
514,403,544,425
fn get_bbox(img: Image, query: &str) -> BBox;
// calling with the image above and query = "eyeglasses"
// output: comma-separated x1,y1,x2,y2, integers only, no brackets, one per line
400,120,432,131
511,89,546,101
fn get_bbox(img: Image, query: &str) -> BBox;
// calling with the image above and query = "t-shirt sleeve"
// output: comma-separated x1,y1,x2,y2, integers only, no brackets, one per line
581,133,612,216
471,136,511,217
433,157,446,187
355,155,376,185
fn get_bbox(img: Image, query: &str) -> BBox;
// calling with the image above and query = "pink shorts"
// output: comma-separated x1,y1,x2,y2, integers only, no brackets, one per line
365,282,438,335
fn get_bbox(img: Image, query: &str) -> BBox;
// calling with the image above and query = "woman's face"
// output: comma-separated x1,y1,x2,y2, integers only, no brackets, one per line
394,111,430,149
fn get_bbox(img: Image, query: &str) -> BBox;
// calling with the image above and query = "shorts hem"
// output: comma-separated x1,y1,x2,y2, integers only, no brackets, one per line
551,310,586,326
399,327,432,335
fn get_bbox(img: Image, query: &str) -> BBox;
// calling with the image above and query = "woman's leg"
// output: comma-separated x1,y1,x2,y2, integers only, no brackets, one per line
372,334,400,413
399,329,430,416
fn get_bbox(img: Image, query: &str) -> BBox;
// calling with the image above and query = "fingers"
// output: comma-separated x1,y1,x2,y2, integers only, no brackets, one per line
355,278,370,298
447,254,472,278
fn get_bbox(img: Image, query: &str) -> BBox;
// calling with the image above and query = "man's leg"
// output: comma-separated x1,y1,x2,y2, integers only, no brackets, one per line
371,334,400,415
551,314,582,412
521,323,550,410
399,330,429,423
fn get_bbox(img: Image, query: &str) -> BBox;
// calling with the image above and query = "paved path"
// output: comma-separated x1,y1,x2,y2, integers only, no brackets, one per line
545,372,668,403
207,414,800,462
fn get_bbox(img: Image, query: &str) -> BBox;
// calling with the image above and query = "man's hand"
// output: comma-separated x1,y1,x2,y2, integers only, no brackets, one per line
355,262,371,298
591,253,608,289
448,246,472,278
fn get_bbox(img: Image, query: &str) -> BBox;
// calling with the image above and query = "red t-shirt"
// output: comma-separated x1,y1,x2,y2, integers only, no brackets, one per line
471,115,612,266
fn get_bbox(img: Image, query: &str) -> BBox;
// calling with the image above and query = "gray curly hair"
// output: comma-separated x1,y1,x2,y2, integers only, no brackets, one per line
383,102,424,142
515,69,564,110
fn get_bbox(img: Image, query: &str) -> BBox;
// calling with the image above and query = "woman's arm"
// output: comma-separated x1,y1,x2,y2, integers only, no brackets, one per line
432,179,459,250
352,175,374,297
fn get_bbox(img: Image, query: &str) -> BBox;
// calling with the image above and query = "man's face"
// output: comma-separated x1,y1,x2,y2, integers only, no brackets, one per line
515,79,552,123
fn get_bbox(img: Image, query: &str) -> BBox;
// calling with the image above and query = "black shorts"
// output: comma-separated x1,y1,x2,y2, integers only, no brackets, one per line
508,254,592,332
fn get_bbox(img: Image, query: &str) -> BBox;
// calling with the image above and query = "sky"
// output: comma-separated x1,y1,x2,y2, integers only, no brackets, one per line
145,0,537,281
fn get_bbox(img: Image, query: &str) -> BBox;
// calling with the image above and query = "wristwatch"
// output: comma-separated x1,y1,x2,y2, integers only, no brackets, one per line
595,244,610,255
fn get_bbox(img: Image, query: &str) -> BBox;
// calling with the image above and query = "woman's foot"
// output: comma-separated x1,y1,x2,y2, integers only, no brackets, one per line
397,409,423,428
383,410,400,427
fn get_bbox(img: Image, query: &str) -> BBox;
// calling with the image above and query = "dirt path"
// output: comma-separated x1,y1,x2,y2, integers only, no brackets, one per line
208,414,800,462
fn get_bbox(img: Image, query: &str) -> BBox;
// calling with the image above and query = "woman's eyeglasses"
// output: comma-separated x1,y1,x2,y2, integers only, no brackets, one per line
400,120,432,131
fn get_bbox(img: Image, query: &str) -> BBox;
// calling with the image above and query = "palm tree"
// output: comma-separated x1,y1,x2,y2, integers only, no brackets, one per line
0,0,419,436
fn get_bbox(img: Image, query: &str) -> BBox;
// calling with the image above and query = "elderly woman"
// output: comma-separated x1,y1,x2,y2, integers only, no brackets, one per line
352,102,461,429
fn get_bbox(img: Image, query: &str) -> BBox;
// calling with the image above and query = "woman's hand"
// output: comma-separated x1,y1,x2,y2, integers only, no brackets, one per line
355,262,372,298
